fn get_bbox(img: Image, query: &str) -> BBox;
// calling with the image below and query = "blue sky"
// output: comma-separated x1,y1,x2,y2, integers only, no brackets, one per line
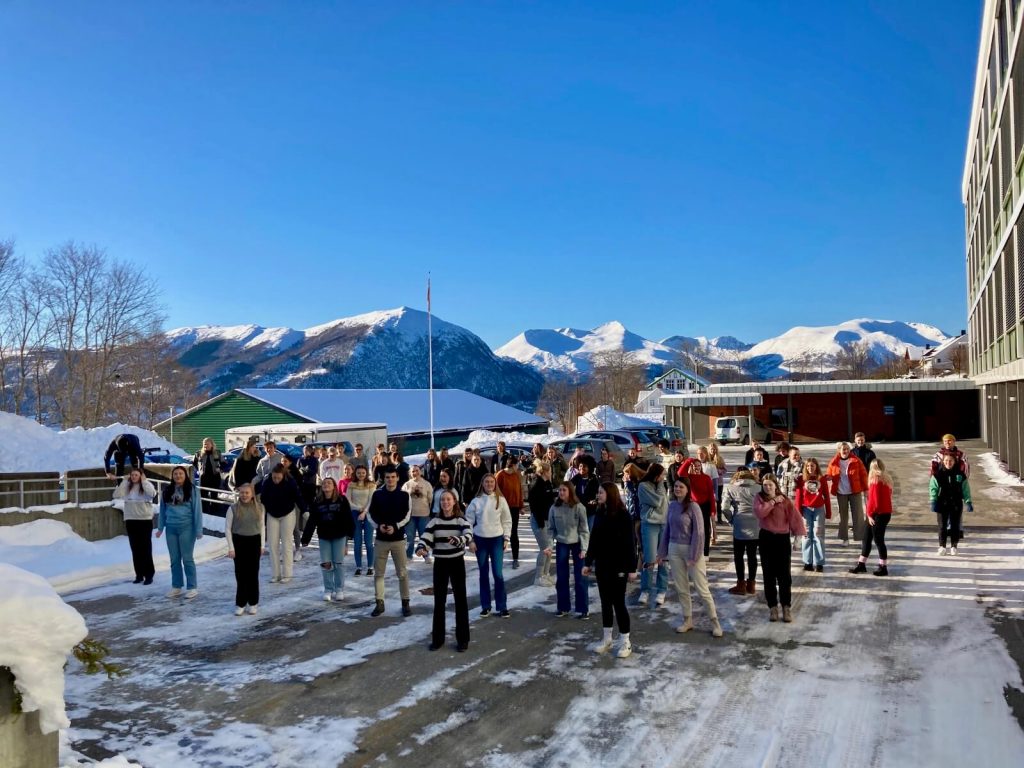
0,1,982,348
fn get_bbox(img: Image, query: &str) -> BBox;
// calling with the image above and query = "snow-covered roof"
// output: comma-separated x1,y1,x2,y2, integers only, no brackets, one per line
662,393,763,407
700,378,977,395
235,389,547,435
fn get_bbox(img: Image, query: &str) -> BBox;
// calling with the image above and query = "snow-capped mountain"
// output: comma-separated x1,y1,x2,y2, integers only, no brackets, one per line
167,307,543,406
495,318,951,378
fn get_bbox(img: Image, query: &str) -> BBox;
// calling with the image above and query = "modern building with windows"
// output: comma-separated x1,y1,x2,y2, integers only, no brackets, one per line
964,0,1024,473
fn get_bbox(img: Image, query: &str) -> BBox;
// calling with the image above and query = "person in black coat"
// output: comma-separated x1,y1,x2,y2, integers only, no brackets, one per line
458,453,488,506
301,478,355,601
851,433,877,475
104,433,145,480
192,438,223,518
572,462,600,526
583,482,638,658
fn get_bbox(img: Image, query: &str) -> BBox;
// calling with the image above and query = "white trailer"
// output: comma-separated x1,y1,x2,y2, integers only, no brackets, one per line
225,422,388,456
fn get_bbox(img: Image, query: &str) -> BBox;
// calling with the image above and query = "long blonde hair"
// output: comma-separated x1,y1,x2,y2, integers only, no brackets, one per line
869,459,893,488
708,443,726,469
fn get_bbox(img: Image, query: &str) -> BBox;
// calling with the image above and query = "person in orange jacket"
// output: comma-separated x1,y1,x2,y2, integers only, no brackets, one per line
826,442,868,545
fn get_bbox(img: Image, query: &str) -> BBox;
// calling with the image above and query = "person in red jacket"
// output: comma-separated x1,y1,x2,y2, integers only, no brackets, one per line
794,458,831,573
850,459,894,576
826,443,868,546
678,458,717,558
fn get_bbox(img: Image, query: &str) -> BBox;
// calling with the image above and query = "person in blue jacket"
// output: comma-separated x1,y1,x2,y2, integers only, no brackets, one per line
157,465,203,599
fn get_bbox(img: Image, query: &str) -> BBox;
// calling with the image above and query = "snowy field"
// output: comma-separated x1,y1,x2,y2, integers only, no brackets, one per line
56,523,1024,767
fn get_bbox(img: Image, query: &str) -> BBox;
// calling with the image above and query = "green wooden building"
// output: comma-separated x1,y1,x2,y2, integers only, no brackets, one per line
154,388,548,455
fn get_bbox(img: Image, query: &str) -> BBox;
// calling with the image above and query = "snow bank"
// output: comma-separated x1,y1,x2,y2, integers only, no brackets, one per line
576,404,662,432
0,411,185,474
0,563,88,733
977,451,1024,487
0,518,227,594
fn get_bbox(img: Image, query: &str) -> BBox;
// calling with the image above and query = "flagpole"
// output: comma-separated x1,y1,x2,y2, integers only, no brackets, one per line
427,274,435,449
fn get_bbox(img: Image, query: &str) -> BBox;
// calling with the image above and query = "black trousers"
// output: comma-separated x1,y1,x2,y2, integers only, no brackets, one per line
596,570,630,634
733,539,758,581
699,501,713,557
759,529,792,608
233,533,262,607
200,474,222,519
509,507,521,560
861,513,891,559
125,519,155,579
938,507,963,547
432,556,470,647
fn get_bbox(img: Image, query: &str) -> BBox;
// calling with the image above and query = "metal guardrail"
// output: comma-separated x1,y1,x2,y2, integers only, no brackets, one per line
0,474,238,513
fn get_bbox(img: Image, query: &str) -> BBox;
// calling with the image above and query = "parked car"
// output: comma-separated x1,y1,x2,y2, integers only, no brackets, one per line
219,442,304,473
474,442,538,469
548,437,630,476
143,447,190,465
714,416,771,445
639,425,688,454
573,430,658,462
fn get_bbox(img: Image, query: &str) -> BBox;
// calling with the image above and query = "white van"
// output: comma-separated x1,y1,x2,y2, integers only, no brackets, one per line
714,416,771,445
225,423,387,457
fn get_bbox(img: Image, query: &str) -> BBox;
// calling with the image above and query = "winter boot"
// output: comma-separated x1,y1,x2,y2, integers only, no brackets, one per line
873,565,889,577
401,599,412,617
849,562,867,574
782,606,793,623
711,617,723,638
371,600,385,617
745,579,755,595
728,579,746,595
676,616,694,633
595,627,614,654
769,606,779,622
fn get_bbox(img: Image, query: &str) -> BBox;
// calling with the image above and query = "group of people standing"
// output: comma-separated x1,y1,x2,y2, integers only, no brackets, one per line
108,429,975,655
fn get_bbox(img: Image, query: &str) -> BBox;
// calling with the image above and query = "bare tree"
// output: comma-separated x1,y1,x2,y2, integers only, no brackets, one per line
537,376,576,433
948,344,968,376
36,242,163,427
833,341,875,380
587,349,647,412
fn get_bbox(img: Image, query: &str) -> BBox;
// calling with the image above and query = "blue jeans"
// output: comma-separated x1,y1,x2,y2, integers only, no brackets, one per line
352,510,374,569
406,516,430,558
474,535,507,612
555,541,588,614
639,520,668,596
802,506,825,565
319,536,348,592
165,526,197,590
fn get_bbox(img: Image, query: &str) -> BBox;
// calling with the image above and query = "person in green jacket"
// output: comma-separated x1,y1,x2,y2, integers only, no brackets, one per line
929,450,973,556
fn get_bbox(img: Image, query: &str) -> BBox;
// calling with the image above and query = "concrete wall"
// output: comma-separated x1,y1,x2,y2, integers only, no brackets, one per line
0,668,58,768
0,506,133,542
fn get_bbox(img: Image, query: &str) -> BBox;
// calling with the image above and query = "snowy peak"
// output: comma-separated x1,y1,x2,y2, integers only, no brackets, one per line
497,318,951,378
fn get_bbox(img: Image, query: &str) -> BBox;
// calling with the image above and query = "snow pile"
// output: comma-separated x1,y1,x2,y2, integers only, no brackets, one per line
977,452,1024,487
0,411,185,474
0,563,88,733
575,405,661,433
0,519,227,594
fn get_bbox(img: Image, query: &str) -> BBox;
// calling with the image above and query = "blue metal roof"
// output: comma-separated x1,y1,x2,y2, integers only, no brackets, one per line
236,388,546,435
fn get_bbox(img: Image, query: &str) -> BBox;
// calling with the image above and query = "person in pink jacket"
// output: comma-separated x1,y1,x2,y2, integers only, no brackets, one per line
753,474,806,623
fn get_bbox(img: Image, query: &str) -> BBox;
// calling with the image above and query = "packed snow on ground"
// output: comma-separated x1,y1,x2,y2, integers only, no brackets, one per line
0,519,227,594
0,563,88,733
0,411,186,474
405,428,560,465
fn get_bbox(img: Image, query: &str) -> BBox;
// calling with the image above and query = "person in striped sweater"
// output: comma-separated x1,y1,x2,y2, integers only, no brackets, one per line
417,490,474,651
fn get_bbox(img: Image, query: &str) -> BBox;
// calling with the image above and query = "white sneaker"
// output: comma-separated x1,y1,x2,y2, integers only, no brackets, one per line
234,606,245,616
323,592,333,602
711,618,723,638
294,552,303,562
184,589,198,600
616,639,633,658
937,546,947,556
655,593,666,606
281,577,293,583
246,605,258,615
595,630,614,654
332,591,344,601
638,592,649,606
167,588,182,599
951,547,958,556
945,546,952,556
